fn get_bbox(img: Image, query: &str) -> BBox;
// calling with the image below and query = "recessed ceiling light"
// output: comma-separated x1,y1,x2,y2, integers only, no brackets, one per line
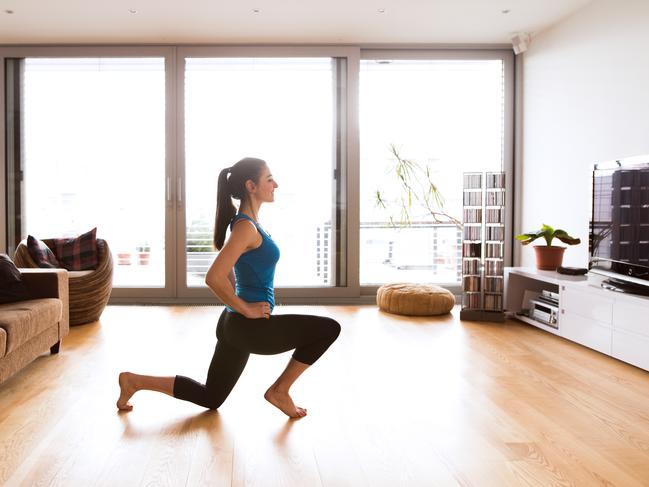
501,9,511,14
378,8,386,13
252,8,260,13
128,9,138,14
4,9,14,14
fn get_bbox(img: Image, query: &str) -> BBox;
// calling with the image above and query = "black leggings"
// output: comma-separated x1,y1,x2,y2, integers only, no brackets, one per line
173,309,341,410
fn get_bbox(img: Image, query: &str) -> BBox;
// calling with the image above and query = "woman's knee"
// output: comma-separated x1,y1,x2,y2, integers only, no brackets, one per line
323,317,341,342
205,399,223,410
204,392,226,410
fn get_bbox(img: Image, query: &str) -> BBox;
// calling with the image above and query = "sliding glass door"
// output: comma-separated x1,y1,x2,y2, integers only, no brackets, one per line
179,50,353,298
22,57,167,288
3,48,176,298
359,54,511,289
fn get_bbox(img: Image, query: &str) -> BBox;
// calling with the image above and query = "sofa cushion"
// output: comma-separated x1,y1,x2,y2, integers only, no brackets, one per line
0,327,6,358
0,254,30,304
27,236,60,268
0,299,62,354
52,228,98,271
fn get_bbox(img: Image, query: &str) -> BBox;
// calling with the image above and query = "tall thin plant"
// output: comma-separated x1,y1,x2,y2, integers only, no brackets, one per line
375,144,461,227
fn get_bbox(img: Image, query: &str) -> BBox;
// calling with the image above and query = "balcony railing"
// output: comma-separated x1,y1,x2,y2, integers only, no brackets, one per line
356,221,462,285
184,221,463,286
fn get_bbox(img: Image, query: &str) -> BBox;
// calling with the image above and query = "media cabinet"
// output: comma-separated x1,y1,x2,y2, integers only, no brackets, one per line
505,267,649,372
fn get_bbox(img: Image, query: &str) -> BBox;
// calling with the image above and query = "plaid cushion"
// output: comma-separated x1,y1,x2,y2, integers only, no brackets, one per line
52,228,98,271
26,235,60,268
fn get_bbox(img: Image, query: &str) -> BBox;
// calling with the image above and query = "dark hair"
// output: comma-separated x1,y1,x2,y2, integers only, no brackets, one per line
213,157,267,250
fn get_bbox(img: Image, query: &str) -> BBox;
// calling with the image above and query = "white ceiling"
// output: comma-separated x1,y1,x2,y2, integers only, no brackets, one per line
0,0,593,45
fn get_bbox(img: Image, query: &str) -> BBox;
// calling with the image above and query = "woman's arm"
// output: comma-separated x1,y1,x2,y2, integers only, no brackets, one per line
205,221,269,319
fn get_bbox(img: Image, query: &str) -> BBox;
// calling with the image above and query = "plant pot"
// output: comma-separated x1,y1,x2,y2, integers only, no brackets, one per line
137,252,150,265
534,245,566,271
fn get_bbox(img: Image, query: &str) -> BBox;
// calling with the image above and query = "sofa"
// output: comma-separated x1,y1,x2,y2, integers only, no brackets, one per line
0,269,69,385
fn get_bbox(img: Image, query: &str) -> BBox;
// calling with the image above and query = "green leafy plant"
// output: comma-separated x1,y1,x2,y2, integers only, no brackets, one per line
515,224,581,246
190,237,214,253
187,218,215,252
374,144,461,227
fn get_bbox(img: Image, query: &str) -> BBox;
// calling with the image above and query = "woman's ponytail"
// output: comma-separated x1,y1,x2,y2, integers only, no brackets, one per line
213,157,267,250
214,167,236,250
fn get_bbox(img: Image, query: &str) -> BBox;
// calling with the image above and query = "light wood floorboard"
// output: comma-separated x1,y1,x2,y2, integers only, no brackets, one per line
1,305,649,486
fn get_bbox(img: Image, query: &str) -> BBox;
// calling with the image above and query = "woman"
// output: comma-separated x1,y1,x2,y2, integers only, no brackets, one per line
117,157,341,418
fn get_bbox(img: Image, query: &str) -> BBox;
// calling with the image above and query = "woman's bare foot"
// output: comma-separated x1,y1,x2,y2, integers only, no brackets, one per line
264,387,307,418
116,372,136,411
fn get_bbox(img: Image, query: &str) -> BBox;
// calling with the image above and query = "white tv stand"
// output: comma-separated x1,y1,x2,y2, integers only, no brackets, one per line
505,267,649,372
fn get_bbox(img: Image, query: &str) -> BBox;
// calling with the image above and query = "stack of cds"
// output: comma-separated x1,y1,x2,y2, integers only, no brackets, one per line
460,171,506,322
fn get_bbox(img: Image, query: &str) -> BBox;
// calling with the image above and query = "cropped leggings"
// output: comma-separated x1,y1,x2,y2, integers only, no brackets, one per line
173,309,341,410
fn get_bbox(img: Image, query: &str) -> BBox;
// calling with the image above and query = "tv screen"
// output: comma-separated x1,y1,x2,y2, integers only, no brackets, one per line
590,159,649,293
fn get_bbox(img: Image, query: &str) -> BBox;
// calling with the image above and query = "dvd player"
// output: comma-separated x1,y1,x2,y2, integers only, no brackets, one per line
529,298,559,328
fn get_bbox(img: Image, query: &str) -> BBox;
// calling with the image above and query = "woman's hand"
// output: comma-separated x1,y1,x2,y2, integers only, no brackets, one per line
244,301,271,319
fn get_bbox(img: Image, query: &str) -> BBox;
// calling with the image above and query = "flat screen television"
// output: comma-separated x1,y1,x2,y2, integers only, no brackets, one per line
590,156,649,296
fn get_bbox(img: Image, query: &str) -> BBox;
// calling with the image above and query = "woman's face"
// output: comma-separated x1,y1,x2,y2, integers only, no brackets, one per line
250,165,278,203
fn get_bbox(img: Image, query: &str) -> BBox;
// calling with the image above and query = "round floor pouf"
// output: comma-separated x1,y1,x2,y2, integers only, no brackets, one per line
377,283,455,316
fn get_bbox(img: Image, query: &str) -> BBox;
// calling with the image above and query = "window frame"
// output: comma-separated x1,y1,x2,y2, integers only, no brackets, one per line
358,48,515,299
0,46,178,299
1,45,512,305
175,46,361,301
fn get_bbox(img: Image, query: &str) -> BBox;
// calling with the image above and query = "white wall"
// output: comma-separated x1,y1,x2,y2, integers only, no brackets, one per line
520,0,649,267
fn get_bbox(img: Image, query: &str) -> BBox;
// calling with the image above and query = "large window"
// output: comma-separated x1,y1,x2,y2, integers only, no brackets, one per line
2,47,511,303
360,58,506,286
19,57,166,288
184,57,342,288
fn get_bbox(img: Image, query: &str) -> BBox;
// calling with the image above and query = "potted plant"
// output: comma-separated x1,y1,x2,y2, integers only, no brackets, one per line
375,144,461,228
373,144,461,271
136,242,151,265
116,250,132,266
515,224,581,270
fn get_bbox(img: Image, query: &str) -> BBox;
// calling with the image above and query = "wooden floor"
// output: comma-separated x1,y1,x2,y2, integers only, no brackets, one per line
1,305,649,486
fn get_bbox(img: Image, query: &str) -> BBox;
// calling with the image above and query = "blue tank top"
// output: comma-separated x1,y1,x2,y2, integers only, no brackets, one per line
226,213,280,313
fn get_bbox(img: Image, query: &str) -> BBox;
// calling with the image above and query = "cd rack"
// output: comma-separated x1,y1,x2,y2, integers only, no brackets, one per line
460,172,506,322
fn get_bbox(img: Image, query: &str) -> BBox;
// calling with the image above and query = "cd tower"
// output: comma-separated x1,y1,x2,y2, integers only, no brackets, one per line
460,172,505,322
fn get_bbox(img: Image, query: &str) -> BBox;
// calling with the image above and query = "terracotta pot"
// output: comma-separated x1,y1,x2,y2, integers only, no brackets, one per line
534,245,566,271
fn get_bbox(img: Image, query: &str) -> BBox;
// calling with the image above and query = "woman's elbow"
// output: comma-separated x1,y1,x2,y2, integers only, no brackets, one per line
204,271,222,290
